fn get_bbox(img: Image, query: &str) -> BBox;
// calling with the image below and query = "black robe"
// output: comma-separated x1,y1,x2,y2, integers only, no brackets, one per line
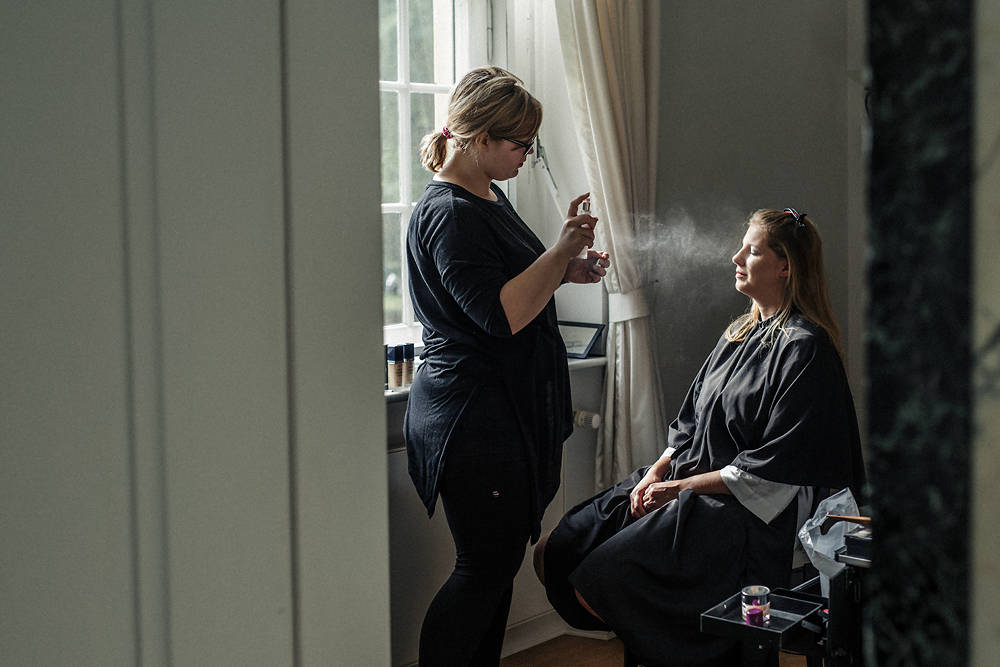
404,181,574,542
543,315,866,666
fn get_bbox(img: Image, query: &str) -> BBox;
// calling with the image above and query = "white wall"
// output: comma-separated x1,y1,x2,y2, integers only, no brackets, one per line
0,1,390,665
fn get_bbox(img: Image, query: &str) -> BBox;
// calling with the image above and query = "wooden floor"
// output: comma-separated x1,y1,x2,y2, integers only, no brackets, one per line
499,634,809,667
499,635,625,667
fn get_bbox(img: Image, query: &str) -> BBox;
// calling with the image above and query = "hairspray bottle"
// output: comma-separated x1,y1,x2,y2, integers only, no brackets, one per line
578,198,592,259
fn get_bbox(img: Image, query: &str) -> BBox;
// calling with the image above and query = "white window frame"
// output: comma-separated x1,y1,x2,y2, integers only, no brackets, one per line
381,0,500,348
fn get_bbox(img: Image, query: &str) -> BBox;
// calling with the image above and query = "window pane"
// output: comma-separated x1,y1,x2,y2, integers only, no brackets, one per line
381,91,400,204
409,0,434,84
410,92,434,202
379,0,398,81
410,0,454,85
411,92,449,202
383,212,404,326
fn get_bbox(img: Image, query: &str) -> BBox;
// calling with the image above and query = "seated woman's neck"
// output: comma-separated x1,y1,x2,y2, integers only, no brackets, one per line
757,302,780,320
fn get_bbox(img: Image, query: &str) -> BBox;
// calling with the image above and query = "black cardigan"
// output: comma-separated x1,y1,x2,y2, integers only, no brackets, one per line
403,181,574,541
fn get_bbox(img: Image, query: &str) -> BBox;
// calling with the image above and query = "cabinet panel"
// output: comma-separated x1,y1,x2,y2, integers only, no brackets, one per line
0,2,136,665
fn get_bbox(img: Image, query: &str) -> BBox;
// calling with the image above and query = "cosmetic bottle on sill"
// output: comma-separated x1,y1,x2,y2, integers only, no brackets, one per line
387,345,404,389
403,343,414,386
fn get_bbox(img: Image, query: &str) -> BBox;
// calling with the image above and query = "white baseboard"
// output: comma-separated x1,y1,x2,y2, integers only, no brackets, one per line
500,610,572,658
500,610,617,658
563,627,617,641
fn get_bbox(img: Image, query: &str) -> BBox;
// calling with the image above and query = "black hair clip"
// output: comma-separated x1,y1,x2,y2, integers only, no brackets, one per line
784,208,807,229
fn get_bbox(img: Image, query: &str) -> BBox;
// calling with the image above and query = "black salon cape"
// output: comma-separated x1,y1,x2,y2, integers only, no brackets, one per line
544,315,865,667
403,181,573,543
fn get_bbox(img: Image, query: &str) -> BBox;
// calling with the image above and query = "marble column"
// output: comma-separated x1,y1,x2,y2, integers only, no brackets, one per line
867,2,972,666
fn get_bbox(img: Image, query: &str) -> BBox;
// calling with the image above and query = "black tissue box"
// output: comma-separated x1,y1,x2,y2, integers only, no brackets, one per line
843,526,872,561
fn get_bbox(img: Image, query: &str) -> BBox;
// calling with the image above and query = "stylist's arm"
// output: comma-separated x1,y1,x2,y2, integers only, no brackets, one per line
500,192,609,333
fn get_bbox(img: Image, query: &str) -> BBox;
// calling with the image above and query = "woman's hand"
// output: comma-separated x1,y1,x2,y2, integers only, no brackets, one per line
555,193,598,260
630,468,663,518
637,480,682,515
497,193,607,334
630,453,673,517
564,250,610,284
630,469,730,518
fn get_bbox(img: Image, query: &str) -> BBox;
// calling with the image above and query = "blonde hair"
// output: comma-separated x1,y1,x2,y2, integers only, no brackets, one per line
419,66,543,173
725,209,844,360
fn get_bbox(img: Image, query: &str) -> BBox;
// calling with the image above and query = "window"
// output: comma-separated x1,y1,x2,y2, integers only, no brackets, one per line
379,0,492,346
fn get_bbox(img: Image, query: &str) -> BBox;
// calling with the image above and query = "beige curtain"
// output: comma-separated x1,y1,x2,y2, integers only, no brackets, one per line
555,0,669,488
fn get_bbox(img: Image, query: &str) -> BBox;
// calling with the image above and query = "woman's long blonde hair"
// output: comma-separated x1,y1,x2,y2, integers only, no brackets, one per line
725,209,844,360
419,66,543,173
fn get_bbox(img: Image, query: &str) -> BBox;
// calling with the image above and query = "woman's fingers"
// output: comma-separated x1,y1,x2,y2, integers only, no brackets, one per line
568,192,591,216
569,222,595,257
588,253,609,277
642,483,663,511
629,489,647,517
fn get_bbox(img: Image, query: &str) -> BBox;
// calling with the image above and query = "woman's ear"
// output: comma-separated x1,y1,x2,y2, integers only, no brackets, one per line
779,260,789,277
473,132,491,152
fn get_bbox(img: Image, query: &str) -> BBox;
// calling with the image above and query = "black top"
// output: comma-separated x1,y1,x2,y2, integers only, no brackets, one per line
668,313,866,498
404,181,573,540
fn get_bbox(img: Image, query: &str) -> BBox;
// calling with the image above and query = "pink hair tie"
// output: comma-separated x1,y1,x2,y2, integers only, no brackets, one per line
441,126,453,139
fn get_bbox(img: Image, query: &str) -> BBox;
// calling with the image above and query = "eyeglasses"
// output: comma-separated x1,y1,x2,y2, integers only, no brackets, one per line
497,136,535,154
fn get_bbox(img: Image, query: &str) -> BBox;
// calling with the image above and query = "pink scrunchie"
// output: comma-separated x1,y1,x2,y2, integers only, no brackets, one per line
441,126,453,139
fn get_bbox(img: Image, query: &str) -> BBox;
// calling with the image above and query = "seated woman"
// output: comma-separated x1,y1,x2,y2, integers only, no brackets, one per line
534,208,867,667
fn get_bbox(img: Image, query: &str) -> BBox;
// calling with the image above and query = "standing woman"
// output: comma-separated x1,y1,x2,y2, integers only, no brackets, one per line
404,66,610,667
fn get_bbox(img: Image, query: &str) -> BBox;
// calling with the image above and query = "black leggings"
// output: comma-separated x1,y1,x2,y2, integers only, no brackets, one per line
418,392,532,667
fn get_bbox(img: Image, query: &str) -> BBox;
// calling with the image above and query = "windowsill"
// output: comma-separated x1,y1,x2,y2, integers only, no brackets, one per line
566,355,607,371
384,355,608,404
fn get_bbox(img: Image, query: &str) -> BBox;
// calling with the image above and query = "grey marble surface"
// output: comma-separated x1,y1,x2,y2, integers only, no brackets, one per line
866,2,973,666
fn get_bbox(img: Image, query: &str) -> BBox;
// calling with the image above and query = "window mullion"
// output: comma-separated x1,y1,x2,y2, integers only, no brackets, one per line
398,0,414,327
400,204,415,326
399,0,411,213
397,0,408,90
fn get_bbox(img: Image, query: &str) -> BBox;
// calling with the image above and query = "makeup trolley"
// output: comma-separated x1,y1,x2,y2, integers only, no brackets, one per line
698,525,871,667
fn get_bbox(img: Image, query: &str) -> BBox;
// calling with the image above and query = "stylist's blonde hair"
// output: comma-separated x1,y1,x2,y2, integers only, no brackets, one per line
726,209,844,361
420,66,543,173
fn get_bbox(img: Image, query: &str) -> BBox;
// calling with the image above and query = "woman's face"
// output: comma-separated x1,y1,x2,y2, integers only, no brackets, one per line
482,134,534,181
732,223,788,315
